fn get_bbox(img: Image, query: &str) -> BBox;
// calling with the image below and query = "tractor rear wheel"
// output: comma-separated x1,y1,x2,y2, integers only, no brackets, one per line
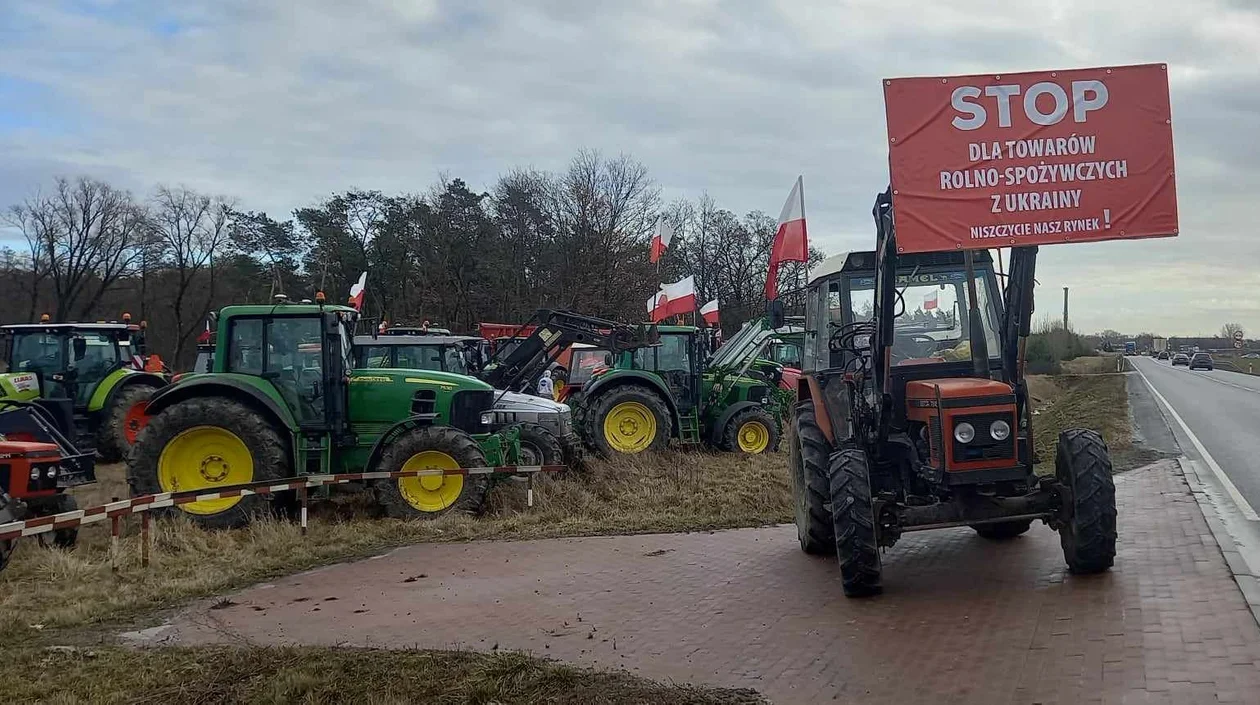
971,519,1033,540
97,382,161,462
829,447,883,597
375,425,490,519
1056,428,1117,574
722,407,779,454
791,401,834,556
584,385,670,458
127,397,289,530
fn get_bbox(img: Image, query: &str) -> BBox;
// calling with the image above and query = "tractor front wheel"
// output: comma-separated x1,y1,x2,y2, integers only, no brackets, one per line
585,385,670,458
1056,428,1117,574
830,447,883,597
97,382,161,462
722,406,779,454
374,425,490,519
511,423,564,468
127,397,289,530
32,493,80,548
791,401,834,556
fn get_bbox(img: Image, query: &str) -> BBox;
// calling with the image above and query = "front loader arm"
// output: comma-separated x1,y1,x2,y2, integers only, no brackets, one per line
479,309,658,393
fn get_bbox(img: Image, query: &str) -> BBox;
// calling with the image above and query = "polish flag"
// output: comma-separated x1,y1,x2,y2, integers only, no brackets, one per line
764,176,809,301
647,290,668,322
660,276,696,319
923,290,938,311
348,271,368,311
700,299,720,325
648,276,697,322
649,220,673,263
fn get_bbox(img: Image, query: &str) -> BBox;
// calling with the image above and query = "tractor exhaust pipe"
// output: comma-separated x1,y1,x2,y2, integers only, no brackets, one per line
963,250,990,379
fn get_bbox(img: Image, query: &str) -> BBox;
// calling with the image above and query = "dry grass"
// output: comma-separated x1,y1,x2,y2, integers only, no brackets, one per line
1,645,767,705
0,450,791,641
1031,369,1145,475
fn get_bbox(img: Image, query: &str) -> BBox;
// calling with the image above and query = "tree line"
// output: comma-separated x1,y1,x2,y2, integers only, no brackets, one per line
0,150,822,369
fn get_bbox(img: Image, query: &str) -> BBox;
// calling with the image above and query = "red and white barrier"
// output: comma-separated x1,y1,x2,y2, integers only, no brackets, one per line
0,464,565,545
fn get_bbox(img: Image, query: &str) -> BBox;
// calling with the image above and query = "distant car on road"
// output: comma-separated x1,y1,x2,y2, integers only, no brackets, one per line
1242,352,1260,359
1172,353,1190,366
1157,351,1170,360
1189,353,1214,371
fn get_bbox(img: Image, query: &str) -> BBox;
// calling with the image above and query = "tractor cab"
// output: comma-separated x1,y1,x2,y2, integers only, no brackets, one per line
0,320,167,459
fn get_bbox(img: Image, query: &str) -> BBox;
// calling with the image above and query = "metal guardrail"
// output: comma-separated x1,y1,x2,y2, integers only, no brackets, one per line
0,464,565,569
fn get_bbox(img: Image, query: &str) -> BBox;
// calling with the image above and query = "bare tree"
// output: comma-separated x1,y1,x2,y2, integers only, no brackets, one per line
1221,323,1245,341
150,186,231,363
5,196,56,321
9,177,148,321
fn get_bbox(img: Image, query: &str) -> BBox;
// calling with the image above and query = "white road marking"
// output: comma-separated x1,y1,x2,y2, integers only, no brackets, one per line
1134,361,1260,521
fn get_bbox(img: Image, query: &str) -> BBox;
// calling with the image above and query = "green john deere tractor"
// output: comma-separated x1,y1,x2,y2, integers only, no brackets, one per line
127,300,529,529
0,321,168,461
575,318,792,457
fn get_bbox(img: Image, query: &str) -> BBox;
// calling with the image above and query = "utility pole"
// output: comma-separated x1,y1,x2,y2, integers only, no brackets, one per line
1062,287,1069,330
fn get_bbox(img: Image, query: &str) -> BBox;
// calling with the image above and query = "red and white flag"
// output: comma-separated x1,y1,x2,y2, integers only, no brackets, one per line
649,220,673,263
348,271,367,311
648,276,696,322
765,175,809,300
923,290,938,311
647,290,667,321
700,299,720,325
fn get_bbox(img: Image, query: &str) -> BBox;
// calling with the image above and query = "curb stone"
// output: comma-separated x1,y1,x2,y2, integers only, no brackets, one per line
1177,456,1260,627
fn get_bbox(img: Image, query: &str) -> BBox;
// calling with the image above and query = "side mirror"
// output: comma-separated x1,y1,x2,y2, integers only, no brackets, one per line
72,337,87,361
768,300,786,330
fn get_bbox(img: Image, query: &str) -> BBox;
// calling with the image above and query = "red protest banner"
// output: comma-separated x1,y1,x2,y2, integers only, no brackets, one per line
883,63,1178,253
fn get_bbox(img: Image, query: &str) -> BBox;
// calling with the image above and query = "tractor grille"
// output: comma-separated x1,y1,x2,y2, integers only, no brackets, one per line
450,389,493,434
411,389,436,415
951,412,1016,462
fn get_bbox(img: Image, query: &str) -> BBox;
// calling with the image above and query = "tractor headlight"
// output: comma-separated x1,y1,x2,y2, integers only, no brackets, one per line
480,412,494,425
46,466,56,478
29,468,39,480
989,419,1011,441
954,422,976,444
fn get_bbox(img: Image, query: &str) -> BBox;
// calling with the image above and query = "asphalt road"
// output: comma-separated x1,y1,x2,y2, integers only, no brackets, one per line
1129,355,1260,520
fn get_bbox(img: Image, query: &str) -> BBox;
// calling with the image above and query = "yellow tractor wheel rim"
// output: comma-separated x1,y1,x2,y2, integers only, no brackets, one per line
603,401,656,453
157,426,253,515
737,420,770,453
397,451,464,513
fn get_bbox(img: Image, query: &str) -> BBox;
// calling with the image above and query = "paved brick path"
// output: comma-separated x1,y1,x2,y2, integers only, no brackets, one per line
164,460,1260,704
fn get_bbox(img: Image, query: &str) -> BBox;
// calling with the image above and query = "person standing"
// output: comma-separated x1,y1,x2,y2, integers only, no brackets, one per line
536,369,554,399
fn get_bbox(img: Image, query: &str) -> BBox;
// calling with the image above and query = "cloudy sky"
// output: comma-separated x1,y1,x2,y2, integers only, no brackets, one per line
1,0,1256,336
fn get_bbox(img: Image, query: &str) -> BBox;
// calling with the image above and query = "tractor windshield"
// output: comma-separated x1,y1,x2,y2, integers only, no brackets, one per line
843,268,1001,366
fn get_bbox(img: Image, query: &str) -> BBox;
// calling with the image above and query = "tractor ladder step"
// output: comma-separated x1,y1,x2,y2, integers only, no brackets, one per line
678,412,702,445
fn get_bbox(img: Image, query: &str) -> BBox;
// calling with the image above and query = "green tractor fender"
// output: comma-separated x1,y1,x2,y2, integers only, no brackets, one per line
362,413,438,473
91,369,168,415
582,369,681,435
144,376,300,463
707,400,764,446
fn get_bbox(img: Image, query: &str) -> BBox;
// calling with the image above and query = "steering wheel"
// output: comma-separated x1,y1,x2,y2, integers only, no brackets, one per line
891,334,940,363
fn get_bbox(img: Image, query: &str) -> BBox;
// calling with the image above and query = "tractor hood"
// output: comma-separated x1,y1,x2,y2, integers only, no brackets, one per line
492,389,571,414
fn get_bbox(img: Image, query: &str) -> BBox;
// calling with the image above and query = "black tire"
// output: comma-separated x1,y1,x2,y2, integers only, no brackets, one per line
583,385,671,458
829,447,883,597
127,397,289,530
32,493,80,548
511,422,564,467
971,519,1033,540
557,432,586,472
721,406,780,455
1055,428,1117,574
96,382,161,462
374,425,490,519
791,401,834,556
